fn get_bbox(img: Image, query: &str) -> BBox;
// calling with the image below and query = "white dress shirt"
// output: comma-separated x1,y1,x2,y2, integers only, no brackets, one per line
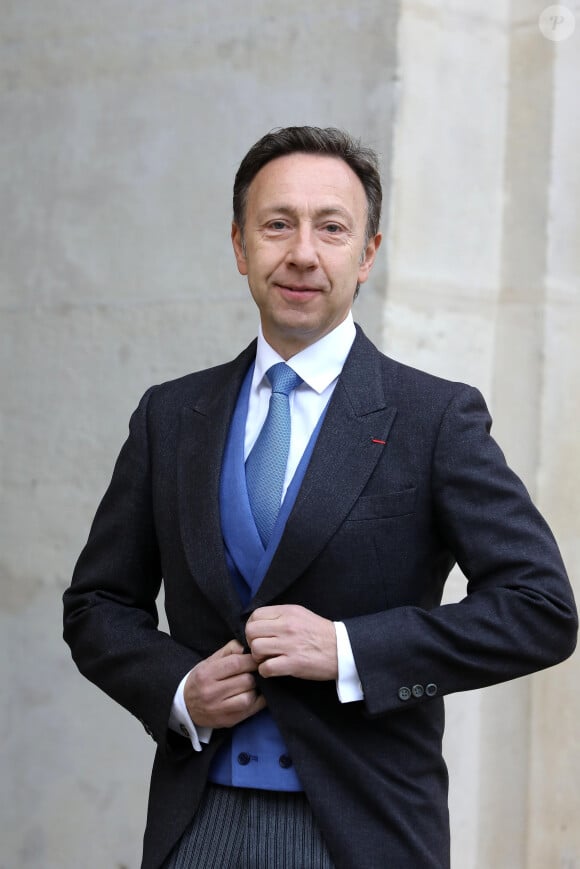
170,314,364,750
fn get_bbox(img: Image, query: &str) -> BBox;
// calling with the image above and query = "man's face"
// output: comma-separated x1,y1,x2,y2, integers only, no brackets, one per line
232,153,381,359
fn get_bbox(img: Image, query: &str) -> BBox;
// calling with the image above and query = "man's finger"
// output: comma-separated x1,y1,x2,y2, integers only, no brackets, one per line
215,652,260,679
214,638,245,657
221,689,267,720
246,611,286,646
248,637,284,662
258,655,289,679
247,606,283,625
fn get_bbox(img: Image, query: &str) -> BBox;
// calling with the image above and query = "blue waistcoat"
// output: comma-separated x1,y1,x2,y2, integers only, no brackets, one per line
208,363,328,791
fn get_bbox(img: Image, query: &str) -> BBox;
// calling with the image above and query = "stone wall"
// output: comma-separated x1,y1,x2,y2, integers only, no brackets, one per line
387,2,580,867
1,4,397,868
1,2,578,867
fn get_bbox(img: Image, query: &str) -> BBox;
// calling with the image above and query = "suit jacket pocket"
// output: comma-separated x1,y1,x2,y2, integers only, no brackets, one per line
347,488,417,521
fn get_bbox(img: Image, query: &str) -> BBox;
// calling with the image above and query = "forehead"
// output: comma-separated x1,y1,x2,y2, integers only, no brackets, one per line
246,153,368,217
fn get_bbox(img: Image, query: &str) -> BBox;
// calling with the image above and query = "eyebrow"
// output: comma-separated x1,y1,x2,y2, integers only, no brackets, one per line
256,204,354,224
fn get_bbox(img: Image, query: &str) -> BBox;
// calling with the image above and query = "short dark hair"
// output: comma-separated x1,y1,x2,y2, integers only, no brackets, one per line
233,126,382,243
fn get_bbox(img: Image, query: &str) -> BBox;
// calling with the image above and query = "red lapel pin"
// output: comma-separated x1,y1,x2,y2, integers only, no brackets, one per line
371,438,386,445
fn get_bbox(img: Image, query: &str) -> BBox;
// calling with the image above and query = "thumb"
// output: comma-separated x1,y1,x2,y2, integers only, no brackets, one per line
216,638,245,657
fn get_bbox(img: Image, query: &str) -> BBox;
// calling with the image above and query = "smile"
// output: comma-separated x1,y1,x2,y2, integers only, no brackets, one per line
275,284,323,296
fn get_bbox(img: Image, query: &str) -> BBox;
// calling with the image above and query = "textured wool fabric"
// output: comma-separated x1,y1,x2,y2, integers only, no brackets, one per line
163,783,335,869
64,327,576,869
245,363,303,547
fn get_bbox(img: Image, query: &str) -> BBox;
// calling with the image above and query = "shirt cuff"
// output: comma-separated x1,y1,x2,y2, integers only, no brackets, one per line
334,621,364,703
168,670,213,751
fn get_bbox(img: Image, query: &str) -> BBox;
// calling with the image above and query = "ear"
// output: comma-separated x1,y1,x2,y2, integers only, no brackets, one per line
231,223,248,276
357,233,382,284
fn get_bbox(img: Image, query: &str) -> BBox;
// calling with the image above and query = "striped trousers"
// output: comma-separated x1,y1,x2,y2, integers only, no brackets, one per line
163,783,335,869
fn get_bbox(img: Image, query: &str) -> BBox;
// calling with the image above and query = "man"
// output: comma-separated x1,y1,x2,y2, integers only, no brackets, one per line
63,126,577,869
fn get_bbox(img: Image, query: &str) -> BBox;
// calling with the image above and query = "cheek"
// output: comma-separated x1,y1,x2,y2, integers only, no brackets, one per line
329,249,361,274
250,249,284,278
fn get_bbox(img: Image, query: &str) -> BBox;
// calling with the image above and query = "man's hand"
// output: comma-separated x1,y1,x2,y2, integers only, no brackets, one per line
245,605,338,680
184,639,266,728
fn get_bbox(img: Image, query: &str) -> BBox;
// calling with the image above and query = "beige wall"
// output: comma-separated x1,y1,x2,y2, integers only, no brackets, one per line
387,2,580,867
0,4,398,868
1,2,578,867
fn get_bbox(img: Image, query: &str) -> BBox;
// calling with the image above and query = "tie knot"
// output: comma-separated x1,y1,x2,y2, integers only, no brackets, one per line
266,362,303,397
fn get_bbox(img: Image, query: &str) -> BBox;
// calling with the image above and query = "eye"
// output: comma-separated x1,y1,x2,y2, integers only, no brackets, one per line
324,223,343,234
268,220,288,231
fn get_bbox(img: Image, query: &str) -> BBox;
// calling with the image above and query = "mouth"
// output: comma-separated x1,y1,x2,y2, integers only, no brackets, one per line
274,283,323,298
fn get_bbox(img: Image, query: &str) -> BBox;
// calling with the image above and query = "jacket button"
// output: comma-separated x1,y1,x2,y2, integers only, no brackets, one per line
412,684,424,698
237,752,251,766
398,686,411,701
279,754,293,769
426,683,438,697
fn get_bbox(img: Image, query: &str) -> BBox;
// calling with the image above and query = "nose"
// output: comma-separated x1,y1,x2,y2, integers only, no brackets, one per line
285,225,318,270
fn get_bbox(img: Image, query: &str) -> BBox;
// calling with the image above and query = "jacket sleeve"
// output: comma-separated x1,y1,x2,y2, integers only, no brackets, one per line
63,388,200,755
345,384,578,717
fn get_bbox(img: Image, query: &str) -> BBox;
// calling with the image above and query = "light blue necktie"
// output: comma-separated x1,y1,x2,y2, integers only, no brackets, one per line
246,362,303,547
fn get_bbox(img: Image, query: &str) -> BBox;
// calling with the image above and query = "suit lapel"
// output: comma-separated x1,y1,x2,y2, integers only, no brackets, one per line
177,341,256,636
251,328,397,609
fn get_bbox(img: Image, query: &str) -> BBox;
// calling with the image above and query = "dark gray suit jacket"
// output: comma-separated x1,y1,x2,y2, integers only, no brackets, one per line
63,326,577,869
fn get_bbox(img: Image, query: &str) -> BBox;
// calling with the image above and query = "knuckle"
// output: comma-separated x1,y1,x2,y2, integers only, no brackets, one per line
189,669,205,693
240,691,254,710
242,673,256,690
222,655,241,676
195,662,209,681
259,659,272,677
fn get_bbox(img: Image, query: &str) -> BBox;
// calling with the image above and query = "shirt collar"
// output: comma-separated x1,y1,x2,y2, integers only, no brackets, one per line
253,313,356,395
